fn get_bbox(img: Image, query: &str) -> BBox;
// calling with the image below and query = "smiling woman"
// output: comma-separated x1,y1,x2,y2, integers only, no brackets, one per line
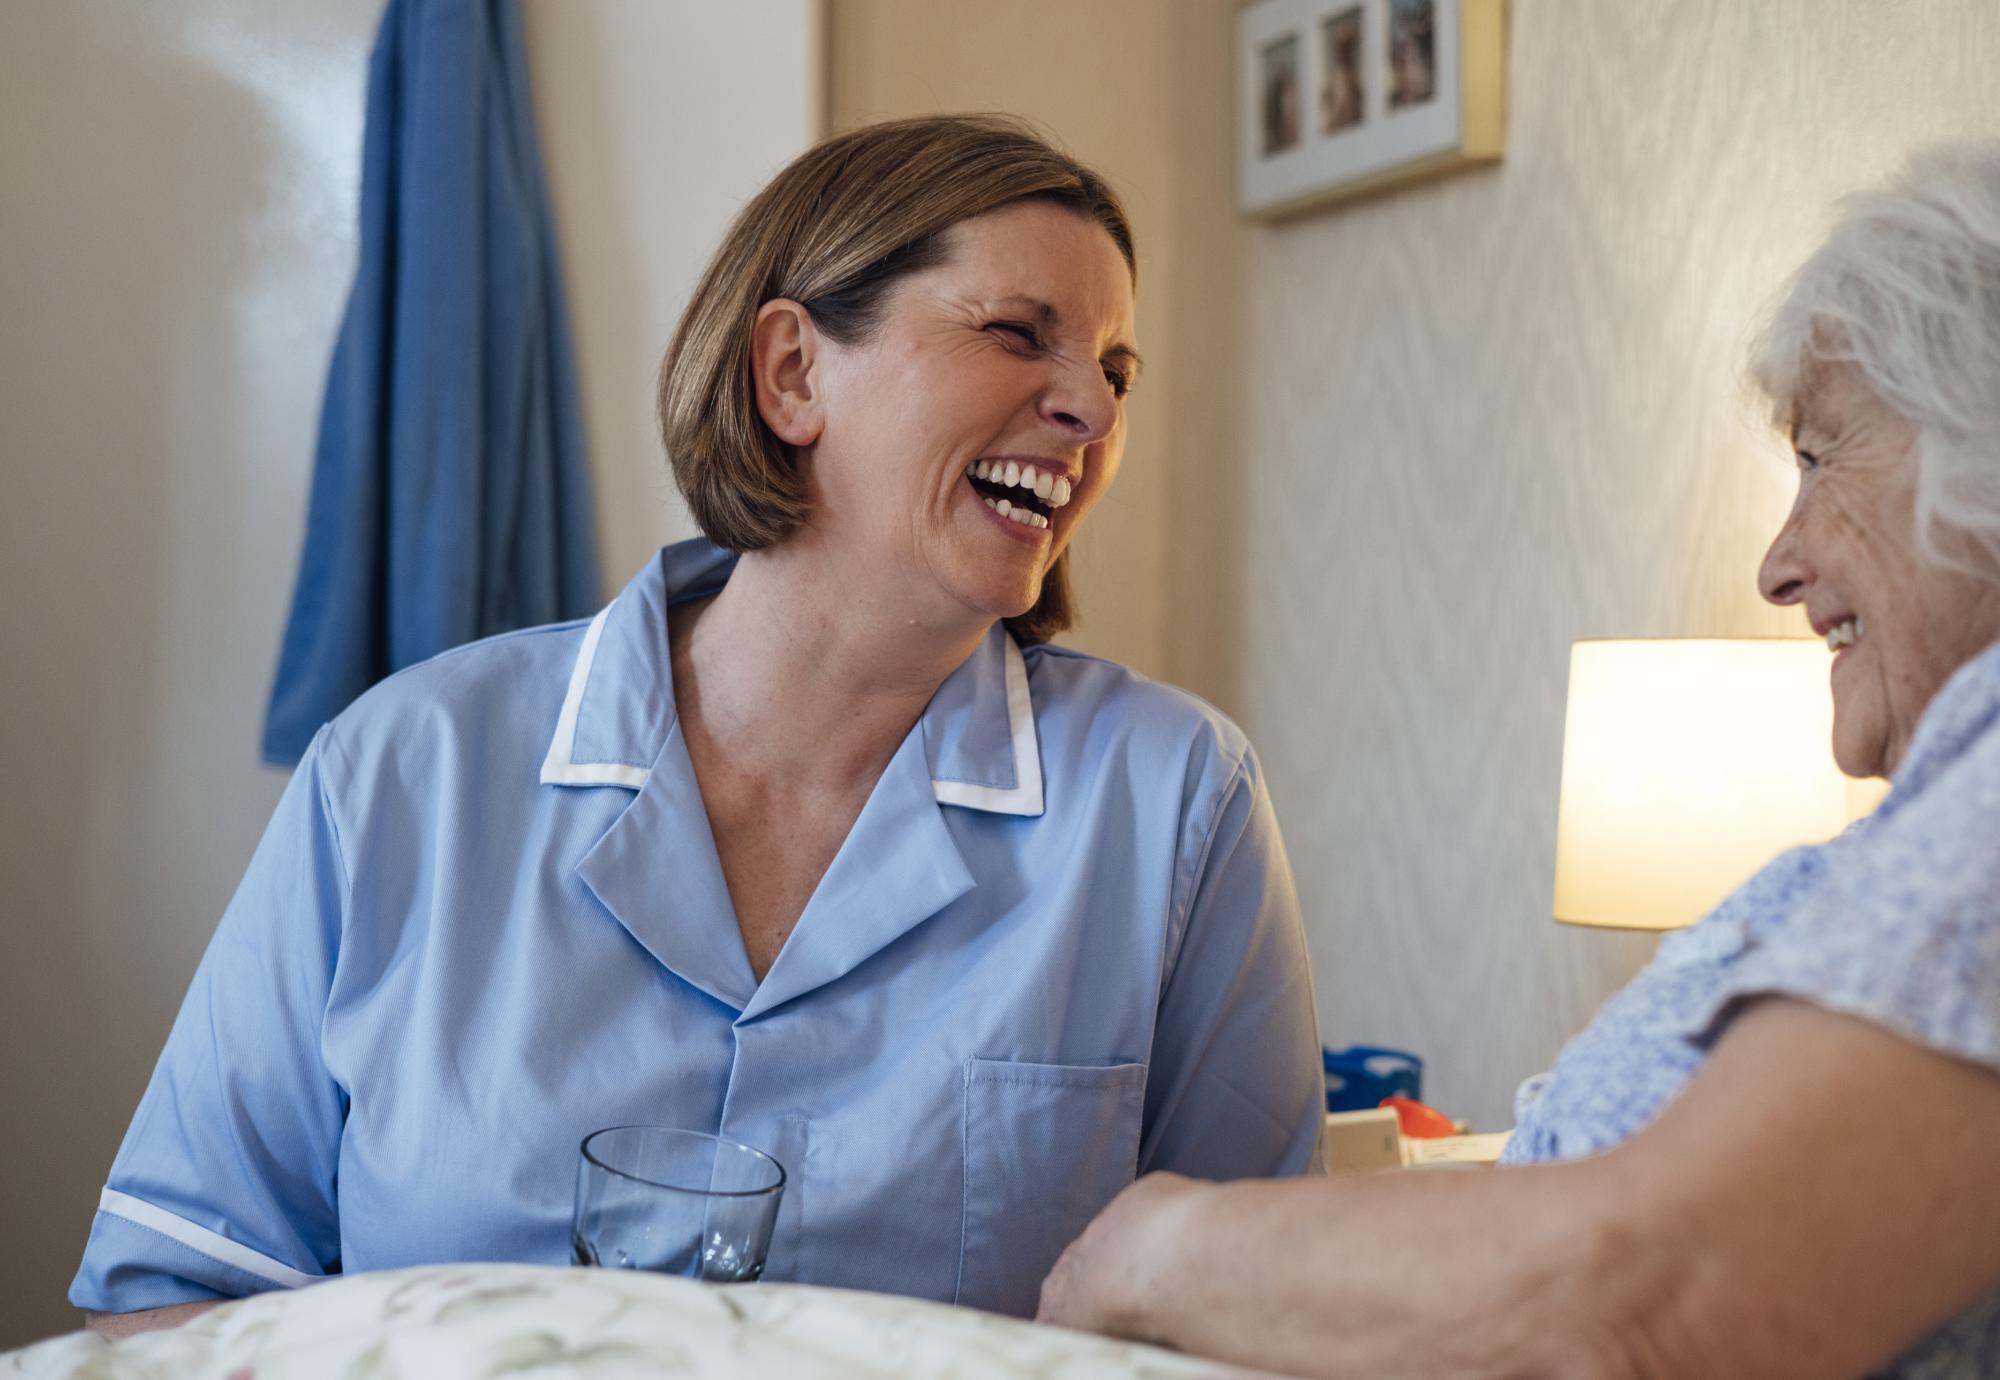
70,115,1325,1335
1751,158,2000,780
1756,362,2000,778
659,115,1139,644
738,199,1136,630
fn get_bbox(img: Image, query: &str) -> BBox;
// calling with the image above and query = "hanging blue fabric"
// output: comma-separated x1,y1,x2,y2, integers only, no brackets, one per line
262,0,599,766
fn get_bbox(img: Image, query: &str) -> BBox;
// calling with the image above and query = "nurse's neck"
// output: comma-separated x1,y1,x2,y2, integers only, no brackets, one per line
668,542,990,792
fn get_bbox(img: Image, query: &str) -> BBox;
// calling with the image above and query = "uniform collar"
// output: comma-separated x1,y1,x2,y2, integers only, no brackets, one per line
539,538,1045,818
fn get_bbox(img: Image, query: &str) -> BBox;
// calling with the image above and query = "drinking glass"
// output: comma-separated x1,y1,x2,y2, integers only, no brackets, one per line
571,1126,786,1282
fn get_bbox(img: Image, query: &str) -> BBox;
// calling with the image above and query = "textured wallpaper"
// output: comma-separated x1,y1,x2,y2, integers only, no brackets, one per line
1171,0,2000,1127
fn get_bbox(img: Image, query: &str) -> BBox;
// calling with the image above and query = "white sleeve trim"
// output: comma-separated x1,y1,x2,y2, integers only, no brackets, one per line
98,1188,320,1290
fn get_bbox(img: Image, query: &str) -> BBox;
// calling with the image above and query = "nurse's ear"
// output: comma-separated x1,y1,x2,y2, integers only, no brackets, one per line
750,299,824,448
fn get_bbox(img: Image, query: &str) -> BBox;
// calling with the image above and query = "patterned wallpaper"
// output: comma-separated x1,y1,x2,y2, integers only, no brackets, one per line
1166,0,2000,1127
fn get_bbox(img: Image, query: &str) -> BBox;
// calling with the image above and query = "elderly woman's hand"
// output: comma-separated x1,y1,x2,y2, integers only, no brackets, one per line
1035,1171,1206,1339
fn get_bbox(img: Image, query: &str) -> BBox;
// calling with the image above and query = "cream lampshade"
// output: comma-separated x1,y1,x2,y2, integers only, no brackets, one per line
1551,639,1887,931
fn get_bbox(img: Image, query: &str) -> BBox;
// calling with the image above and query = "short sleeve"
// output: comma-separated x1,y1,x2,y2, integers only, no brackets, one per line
1138,747,1326,1179
1684,724,2000,1074
69,727,352,1312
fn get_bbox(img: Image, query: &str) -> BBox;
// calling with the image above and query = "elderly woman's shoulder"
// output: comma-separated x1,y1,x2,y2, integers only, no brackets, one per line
1023,642,1255,771
1886,640,2000,800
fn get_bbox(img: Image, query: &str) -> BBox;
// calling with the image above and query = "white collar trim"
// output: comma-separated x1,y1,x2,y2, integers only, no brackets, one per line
929,637,1043,815
539,604,648,789
540,605,1044,816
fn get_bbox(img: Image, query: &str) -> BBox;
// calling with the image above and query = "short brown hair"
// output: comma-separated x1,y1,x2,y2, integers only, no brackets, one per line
657,114,1136,645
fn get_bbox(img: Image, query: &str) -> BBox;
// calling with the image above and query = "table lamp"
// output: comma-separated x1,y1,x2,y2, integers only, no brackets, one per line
1551,639,1887,930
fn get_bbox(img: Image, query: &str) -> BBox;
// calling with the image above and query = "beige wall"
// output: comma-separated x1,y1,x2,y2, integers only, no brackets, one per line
0,0,813,1347
830,0,2000,1128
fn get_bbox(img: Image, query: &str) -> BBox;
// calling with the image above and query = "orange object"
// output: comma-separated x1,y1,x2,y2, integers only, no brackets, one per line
1379,1094,1457,1139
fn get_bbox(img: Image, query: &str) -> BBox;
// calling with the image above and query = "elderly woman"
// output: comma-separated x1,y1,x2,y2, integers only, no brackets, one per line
1040,143,2000,1378
71,115,1324,1335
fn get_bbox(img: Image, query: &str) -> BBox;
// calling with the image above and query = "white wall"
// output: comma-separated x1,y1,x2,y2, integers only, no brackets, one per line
0,0,814,1346
0,1,377,1347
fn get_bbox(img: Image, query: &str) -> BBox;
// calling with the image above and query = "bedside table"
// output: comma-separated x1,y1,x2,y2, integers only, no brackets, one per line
1323,1110,1512,1174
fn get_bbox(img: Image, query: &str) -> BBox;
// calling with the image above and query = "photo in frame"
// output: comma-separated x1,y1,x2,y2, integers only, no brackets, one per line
1238,0,1506,218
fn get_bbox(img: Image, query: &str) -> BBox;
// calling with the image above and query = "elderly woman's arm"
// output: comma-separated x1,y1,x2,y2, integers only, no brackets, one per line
1039,998,2000,1379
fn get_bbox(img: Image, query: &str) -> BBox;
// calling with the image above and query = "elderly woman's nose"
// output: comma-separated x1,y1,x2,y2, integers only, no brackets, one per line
1758,509,1809,605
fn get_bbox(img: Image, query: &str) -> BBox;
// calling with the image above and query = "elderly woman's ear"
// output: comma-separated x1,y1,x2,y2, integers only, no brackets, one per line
750,299,825,448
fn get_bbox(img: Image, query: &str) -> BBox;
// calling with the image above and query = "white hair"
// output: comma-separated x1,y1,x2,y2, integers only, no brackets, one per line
1750,141,2000,583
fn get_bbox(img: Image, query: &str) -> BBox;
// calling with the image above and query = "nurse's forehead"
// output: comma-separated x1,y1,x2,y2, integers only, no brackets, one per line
935,220,1134,306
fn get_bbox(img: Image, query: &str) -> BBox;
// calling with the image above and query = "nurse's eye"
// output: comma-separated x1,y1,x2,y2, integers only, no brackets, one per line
988,321,1043,352
1102,365,1131,399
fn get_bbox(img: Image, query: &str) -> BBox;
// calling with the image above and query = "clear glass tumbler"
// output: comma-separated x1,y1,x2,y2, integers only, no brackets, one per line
571,1125,786,1282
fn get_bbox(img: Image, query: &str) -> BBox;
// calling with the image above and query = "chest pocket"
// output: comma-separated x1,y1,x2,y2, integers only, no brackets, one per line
955,1057,1147,1317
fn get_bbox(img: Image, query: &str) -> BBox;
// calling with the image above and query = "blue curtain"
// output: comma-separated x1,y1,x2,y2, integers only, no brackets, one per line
263,0,600,766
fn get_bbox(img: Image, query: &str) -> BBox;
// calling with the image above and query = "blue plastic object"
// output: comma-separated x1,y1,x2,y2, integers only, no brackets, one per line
1322,1044,1423,1112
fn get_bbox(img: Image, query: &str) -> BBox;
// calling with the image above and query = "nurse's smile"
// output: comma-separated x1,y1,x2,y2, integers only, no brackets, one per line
963,456,1075,539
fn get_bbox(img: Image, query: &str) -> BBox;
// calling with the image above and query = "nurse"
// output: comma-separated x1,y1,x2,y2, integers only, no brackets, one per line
71,114,1325,1334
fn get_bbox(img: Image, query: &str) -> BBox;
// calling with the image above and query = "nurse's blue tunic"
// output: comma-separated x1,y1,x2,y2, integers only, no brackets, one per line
73,539,1325,1319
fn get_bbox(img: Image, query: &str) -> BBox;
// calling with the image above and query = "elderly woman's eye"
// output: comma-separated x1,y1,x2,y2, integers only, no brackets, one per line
1795,448,1821,472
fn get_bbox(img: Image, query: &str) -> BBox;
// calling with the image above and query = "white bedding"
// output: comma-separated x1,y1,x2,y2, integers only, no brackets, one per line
4,1263,1269,1378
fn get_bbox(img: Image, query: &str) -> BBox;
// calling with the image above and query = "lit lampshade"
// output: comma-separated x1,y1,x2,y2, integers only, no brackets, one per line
1552,639,1886,930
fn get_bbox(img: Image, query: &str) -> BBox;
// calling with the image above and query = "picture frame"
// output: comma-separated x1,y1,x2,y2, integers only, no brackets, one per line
1237,0,1506,219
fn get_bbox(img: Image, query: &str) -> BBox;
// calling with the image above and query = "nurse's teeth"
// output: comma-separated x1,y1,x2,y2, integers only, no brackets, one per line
963,460,1075,511
979,494,1048,530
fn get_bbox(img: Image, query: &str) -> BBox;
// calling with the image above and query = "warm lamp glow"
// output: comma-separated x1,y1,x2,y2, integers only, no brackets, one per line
1552,640,1887,931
